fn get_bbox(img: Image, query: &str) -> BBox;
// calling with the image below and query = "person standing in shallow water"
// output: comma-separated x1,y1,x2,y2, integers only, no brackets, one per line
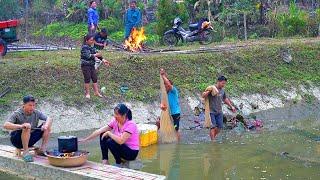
79,104,140,167
80,34,110,99
202,76,236,141
160,68,181,140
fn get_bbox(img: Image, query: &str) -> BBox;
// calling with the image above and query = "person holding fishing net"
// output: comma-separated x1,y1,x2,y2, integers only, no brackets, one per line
3,95,53,162
159,68,181,141
202,76,236,141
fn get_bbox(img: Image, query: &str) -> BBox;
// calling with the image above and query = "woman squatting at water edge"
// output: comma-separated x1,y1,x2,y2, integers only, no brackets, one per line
79,104,140,167
80,34,111,99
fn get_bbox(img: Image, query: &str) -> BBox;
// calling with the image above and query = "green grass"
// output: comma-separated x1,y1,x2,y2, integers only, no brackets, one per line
0,40,319,112
33,19,160,44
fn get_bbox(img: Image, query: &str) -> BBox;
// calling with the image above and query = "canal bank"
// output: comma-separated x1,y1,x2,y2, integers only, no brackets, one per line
1,101,319,179
0,145,165,180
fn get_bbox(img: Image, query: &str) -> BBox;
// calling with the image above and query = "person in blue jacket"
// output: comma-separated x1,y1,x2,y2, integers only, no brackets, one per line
87,1,99,34
124,0,142,39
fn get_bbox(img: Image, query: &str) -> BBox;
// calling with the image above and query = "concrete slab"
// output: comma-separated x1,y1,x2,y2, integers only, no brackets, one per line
0,145,165,180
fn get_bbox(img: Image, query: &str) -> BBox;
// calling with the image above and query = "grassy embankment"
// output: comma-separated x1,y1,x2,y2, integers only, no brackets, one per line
0,39,319,113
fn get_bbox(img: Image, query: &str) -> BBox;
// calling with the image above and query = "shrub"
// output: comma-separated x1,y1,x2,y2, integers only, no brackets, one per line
156,0,188,37
34,17,123,40
274,3,309,37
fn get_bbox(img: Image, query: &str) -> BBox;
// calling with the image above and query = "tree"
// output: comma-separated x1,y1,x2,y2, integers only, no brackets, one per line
222,0,256,40
156,0,188,37
0,0,22,21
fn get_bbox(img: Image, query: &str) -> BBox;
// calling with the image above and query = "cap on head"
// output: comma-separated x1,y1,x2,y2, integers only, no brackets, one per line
23,95,35,104
130,0,137,4
217,75,227,82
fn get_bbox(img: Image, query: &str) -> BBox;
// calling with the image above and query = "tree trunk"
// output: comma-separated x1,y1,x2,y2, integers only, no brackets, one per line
24,0,29,42
207,0,212,21
318,23,320,37
244,13,247,41
143,0,148,25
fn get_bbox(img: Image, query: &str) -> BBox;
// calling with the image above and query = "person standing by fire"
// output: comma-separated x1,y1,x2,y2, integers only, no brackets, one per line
87,1,99,34
124,0,142,39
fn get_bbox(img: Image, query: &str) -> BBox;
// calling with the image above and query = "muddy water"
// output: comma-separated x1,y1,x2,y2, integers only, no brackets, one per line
82,102,320,179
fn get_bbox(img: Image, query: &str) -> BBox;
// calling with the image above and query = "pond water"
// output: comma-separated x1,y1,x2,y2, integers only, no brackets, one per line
82,117,320,180
0,103,319,179
0,171,22,180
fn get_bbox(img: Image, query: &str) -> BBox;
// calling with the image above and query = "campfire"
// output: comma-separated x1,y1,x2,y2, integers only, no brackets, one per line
124,27,147,52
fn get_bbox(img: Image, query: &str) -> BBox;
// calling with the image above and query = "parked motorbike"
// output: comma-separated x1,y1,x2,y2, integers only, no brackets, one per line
163,17,214,46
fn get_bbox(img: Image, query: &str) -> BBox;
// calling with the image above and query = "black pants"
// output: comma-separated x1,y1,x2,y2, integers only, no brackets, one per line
172,113,181,131
99,134,139,164
81,65,97,83
10,124,44,149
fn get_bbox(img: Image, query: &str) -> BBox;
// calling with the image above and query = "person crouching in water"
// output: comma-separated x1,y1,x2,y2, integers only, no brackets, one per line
81,34,110,99
79,104,139,167
202,76,236,141
160,68,181,140
3,95,53,162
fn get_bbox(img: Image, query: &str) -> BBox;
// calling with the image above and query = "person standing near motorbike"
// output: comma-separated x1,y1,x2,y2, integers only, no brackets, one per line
124,0,142,39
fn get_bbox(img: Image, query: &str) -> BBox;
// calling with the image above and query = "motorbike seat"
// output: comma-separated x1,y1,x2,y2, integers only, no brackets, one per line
189,23,198,29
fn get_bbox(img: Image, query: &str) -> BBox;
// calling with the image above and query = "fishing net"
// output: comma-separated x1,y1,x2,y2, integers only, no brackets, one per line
204,85,219,128
158,75,177,143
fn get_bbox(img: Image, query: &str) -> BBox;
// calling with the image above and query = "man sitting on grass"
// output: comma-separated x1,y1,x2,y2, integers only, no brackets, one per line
3,95,53,162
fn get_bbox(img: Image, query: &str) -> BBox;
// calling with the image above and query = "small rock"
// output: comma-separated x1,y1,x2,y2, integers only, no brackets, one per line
281,48,293,63
280,151,289,156
250,103,259,110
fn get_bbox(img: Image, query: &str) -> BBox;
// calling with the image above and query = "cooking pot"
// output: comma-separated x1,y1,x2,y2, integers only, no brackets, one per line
58,136,78,153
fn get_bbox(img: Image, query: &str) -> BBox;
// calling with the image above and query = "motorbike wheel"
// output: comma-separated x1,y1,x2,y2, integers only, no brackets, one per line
163,32,178,46
199,30,213,45
0,39,8,57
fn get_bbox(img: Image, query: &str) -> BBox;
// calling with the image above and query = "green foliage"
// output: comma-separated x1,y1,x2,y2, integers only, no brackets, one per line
101,0,123,18
32,0,52,14
0,0,22,20
1,40,319,110
34,17,123,40
317,9,320,20
156,0,188,37
223,0,256,15
100,17,123,33
274,3,308,37
109,31,124,41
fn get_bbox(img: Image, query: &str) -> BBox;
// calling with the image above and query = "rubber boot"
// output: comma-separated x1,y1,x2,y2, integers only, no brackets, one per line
84,83,91,99
93,83,103,97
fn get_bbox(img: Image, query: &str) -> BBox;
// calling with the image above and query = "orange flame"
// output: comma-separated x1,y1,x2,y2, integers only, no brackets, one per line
124,27,147,52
